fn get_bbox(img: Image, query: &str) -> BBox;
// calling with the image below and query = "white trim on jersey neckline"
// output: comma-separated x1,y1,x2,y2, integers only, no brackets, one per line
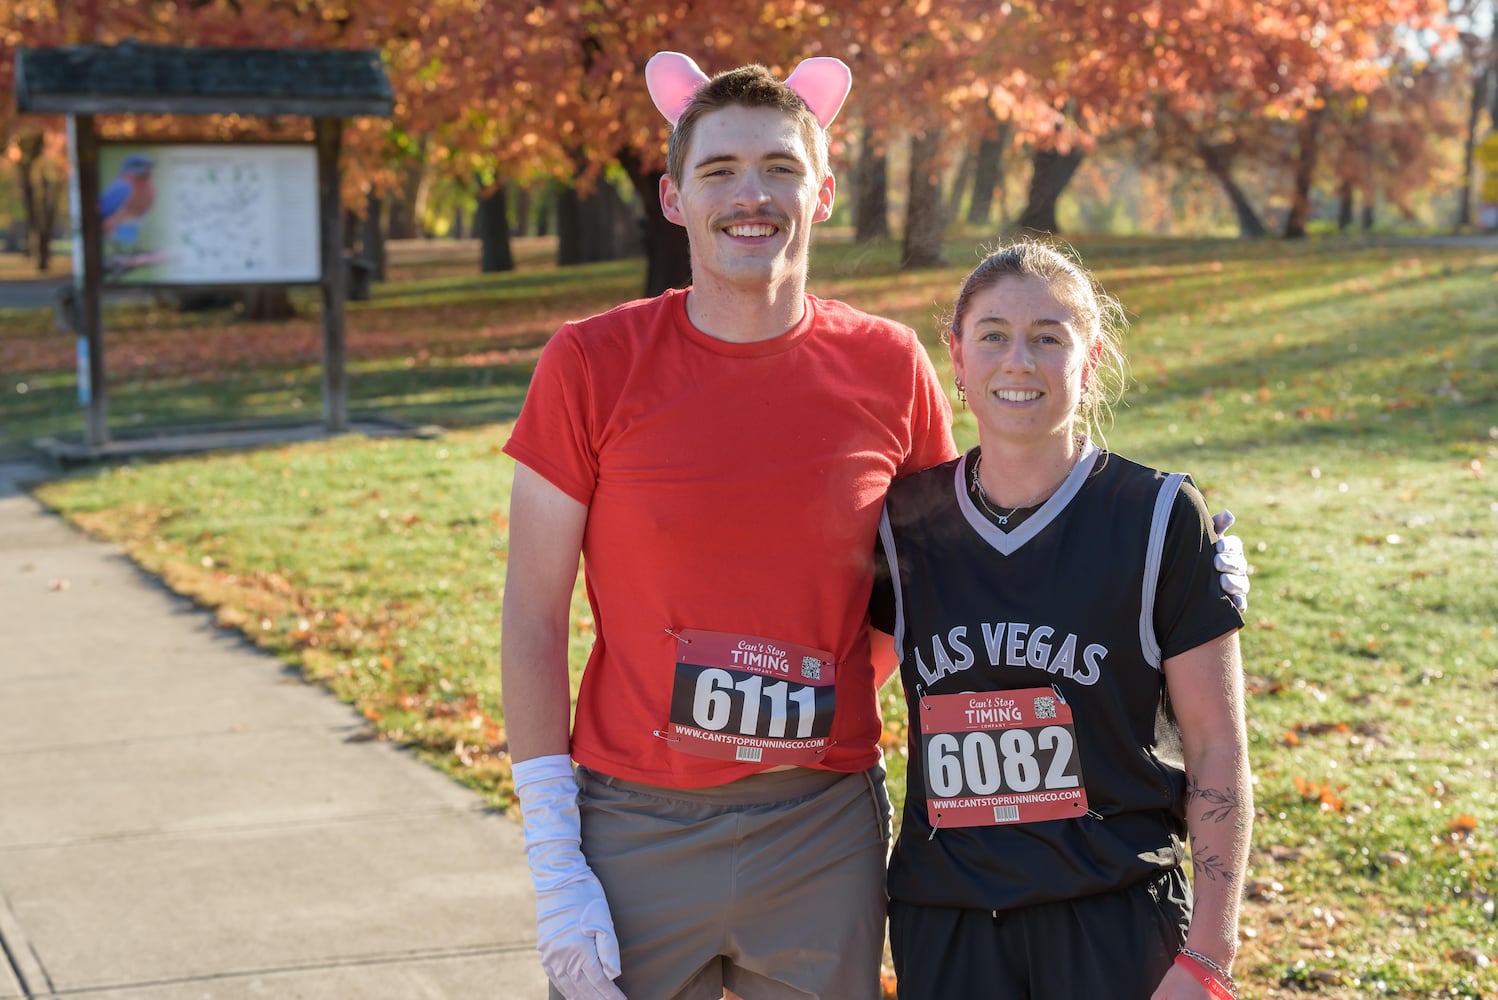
953,439,1101,556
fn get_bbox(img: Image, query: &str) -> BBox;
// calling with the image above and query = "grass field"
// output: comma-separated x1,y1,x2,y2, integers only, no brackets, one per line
4,233,1496,997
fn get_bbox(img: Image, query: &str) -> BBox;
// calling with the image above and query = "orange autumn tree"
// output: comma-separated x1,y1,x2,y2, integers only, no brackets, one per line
1321,53,1466,231
480,0,1063,285
1038,0,1449,237
480,1,852,293
800,0,1061,265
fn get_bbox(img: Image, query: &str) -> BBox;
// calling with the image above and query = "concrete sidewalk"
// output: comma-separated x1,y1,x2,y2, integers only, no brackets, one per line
0,460,548,998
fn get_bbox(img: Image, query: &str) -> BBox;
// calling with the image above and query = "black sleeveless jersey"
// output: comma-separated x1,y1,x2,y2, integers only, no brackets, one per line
872,443,1243,911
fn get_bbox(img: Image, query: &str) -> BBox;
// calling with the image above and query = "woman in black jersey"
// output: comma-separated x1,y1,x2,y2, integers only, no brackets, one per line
871,241,1250,1000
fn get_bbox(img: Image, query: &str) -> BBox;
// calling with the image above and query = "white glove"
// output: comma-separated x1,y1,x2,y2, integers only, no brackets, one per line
512,755,626,1000
1211,509,1250,613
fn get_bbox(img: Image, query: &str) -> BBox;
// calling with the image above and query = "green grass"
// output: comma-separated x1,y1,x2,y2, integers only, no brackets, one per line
10,233,1498,997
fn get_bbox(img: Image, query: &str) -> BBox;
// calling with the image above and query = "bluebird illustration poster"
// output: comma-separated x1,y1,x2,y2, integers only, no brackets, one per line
95,144,321,284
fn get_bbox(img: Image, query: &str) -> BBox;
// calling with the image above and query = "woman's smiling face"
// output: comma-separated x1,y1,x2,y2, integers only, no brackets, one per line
951,273,1094,447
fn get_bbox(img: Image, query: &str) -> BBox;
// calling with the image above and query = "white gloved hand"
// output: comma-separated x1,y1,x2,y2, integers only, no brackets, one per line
1210,509,1250,613
512,755,626,1000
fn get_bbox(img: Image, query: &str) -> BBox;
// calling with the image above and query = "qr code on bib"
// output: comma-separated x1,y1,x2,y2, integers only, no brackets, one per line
801,657,823,680
1033,695,1057,720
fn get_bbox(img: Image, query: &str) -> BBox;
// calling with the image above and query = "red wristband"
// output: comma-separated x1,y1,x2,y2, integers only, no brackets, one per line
1174,952,1236,1000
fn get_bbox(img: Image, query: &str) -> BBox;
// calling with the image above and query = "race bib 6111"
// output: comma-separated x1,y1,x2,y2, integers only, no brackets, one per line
665,629,836,766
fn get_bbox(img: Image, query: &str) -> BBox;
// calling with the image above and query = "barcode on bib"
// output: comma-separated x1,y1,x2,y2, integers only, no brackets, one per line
736,746,764,763
993,805,1021,823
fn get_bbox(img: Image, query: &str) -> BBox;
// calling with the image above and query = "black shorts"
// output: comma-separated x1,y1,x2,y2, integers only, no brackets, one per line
889,868,1191,1000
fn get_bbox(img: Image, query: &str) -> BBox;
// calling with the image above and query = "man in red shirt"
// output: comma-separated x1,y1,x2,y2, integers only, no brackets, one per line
502,52,954,1000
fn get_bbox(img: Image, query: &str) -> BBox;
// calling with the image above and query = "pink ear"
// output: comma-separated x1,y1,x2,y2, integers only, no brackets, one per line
783,57,852,129
646,51,710,125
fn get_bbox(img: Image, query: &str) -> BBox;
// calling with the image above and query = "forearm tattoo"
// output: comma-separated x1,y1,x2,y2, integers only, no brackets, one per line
1187,776,1242,824
1186,776,1246,885
1191,850,1230,883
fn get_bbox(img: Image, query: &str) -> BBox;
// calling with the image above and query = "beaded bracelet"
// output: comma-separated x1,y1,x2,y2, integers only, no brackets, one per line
1175,948,1237,1000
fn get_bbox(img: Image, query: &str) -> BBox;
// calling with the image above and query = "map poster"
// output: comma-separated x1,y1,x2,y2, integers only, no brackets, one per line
91,143,321,285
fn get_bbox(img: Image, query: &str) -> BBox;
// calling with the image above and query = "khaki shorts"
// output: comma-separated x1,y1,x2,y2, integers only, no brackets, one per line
556,764,892,1000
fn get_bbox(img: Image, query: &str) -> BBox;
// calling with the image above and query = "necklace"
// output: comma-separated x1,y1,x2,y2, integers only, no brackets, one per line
969,452,1066,526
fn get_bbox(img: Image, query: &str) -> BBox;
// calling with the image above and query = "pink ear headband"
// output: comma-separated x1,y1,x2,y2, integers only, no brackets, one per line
644,51,852,129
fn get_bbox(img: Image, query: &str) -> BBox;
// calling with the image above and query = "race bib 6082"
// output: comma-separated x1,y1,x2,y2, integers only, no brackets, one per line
920,687,1089,829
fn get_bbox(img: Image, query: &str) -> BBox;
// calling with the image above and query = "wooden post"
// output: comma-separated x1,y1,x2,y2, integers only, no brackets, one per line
315,117,348,433
70,114,109,448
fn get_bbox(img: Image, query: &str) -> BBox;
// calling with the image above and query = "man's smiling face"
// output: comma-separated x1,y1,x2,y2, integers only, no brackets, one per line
661,104,834,297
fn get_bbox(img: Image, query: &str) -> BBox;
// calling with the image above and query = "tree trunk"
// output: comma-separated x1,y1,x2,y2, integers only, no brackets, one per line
360,192,386,281
945,142,977,223
1458,65,1491,229
451,204,465,239
342,209,360,251
476,183,515,273
1360,192,1375,232
1336,179,1354,232
239,287,296,321
1283,106,1325,239
35,172,60,273
967,124,1008,226
619,149,692,297
512,184,532,237
387,152,426,240
387,200,413,241
853,126,890,241
535,185,555,237
901,129,946,269
1198,142,1267,238
14,131,61,273
1017,147,1084,234
557,173,637,266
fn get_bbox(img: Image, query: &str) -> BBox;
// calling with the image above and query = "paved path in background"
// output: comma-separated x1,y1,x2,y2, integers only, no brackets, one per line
0,280,68,310
0,460,548,999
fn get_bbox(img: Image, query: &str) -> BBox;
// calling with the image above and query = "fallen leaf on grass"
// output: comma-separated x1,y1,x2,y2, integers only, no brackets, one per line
1245,878,1284,901
1446,814,1480,838
1311,907,1341,930
1293,776,1346,812
1448,947,1491,968
1244,674,1284,695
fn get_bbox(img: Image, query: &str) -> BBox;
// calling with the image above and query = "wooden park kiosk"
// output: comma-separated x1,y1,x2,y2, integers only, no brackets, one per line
12,42,394,455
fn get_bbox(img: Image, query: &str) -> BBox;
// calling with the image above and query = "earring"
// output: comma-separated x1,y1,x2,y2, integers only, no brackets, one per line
955,378,967,410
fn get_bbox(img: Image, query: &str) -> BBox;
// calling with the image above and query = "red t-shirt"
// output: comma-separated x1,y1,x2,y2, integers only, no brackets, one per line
504,288,957,787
